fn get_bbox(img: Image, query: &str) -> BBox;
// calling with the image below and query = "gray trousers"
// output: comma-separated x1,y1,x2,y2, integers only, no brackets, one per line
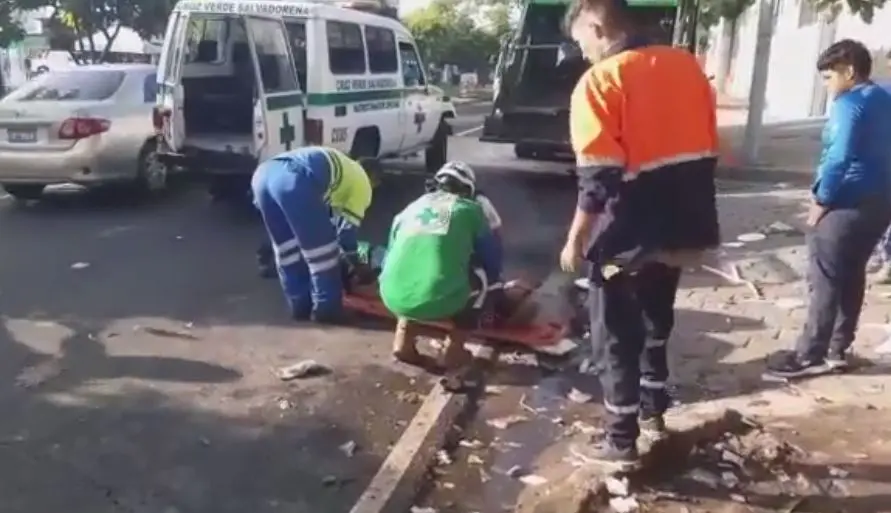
796,201,891,361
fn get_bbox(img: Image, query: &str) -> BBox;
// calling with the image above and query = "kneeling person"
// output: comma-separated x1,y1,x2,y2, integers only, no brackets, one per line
251,146,372,323
379,162,503,368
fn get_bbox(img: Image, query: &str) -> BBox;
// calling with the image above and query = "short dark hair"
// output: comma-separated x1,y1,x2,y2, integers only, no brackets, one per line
563,0,631,34
816,39,872,78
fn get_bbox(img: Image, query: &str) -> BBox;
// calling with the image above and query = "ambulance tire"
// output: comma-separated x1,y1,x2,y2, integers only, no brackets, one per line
208,176,251,205
425,119,449,173
130,140,169,199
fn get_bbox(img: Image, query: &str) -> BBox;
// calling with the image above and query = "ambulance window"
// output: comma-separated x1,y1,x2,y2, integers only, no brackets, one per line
246,18,299,93
365,26,398,73
398,41,425,87
183,18,227,64
284,21,308,90
327,21,367,75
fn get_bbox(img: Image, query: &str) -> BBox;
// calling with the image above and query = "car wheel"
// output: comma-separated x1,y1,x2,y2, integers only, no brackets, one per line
134,141,169,196
425,119,449,173
2,184,45,201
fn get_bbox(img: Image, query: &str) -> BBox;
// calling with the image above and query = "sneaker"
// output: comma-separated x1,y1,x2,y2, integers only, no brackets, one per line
825,351,850,372
569,439,640,470
765,351,829,379
639,415,668,440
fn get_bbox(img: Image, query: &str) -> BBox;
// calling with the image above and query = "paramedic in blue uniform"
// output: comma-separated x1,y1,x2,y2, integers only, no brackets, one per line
251,146,373,323
766,40,891,378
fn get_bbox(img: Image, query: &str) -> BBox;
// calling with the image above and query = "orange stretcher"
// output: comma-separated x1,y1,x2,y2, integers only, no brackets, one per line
343,288,568,350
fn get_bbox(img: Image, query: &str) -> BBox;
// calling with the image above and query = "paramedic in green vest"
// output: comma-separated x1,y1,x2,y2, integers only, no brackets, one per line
378,162,504,368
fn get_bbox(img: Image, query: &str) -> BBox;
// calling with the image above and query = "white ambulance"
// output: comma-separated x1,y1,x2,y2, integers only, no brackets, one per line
154,0,456,201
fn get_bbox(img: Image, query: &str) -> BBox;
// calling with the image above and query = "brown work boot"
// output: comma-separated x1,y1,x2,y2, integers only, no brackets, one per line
392,318,425,366
441,329,473,369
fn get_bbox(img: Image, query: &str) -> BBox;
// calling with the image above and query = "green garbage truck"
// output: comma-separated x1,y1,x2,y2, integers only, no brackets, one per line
480,0,700,160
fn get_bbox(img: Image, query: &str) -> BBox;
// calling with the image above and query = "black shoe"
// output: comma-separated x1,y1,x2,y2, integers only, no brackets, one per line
310,309,347,325
258,264,277,279
569,439,640,470
765,351,829,379
291,304,312,321
639,415,667,440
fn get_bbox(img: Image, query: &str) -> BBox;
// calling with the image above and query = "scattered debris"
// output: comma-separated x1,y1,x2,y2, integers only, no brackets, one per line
458,439,483,449
737,232,767,243
567,388,594,404
828,466,850,478
506,465,525,478
70,262,91,270
721,449,746,467
729,493,747,503
467,454,484,465
321,475,338,487
198,436,211,447
339,440,357,458
276,360,332,381
435,450,453,466
487,414,527,430
605,476,630,497
685,467,722,489
410,507,437,513
774,297,807,310
277,398,293,410
763,221,800,235
609,496,640,512
569,420,603,436
519,474,548,486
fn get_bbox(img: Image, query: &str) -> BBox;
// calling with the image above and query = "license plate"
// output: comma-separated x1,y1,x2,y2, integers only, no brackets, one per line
7,128,37,143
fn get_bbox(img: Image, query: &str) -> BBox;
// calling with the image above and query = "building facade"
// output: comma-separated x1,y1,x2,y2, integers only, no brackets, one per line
705,0,891,121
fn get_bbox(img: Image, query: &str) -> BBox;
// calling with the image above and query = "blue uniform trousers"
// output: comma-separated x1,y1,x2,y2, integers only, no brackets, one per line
251,156,351,318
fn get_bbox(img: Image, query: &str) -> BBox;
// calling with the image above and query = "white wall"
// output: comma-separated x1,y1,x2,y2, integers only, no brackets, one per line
712,0,891,121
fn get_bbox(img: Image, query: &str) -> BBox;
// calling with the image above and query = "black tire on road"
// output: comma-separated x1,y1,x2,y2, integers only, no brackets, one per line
131,140,170,198
425,119,449,173
514,143,536,160
3,184,45,201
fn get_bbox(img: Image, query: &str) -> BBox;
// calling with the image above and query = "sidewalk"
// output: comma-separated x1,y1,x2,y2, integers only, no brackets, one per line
717,108,822,185
414,186,891,512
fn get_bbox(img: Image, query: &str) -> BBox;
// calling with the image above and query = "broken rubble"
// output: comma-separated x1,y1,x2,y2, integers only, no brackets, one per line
276,360,332,381
609,496,640,512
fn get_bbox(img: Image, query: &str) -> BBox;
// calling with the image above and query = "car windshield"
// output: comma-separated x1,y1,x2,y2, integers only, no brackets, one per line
4,69,126,102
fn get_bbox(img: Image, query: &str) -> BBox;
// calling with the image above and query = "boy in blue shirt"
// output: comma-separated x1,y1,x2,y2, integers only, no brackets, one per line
767,40,891,378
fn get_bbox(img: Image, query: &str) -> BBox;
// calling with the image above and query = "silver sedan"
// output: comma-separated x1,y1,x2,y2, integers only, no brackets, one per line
0,64,172,200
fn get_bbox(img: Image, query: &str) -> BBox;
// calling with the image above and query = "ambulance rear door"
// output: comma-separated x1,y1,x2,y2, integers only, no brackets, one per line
156,11,190,152
243,15,305,161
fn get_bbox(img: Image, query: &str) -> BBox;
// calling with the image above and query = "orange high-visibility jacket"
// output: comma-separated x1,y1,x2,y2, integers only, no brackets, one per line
569,38,721,271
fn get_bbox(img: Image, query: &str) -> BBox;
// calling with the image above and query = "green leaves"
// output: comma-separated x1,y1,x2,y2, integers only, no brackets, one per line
403,0,513,69
4,0,169,59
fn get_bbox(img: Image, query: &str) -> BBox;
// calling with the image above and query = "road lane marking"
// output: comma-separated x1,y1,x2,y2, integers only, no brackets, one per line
350,344,495,513
455,125,483,137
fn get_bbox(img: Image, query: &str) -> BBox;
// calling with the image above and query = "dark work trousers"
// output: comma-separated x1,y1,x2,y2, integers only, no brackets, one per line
795,202,891,362
589,262,682,448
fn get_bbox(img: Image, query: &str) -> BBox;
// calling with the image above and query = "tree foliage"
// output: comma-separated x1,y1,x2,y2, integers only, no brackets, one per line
403,0,513,71
0,3,27,48
4,0,169,62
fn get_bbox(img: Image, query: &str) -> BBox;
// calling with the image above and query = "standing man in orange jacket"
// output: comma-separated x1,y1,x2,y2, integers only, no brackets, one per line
561,0,721,468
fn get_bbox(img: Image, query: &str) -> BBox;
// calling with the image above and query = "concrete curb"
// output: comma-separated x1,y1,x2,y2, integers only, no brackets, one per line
349,345,498,513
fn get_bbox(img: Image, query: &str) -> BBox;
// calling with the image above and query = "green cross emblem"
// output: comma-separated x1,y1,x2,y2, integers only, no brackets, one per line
280,112,296,151
416,207,438,225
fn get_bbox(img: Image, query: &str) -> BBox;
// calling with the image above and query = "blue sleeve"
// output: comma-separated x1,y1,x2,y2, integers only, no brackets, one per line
333,215,358,253
815,98,861,206
473,225,503,284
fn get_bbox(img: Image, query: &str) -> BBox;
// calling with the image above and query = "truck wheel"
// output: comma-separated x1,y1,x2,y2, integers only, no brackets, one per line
2,184,45,201
514,144,536,160
425,119,449,173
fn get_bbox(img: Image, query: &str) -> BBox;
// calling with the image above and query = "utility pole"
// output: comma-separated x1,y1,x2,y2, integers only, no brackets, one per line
740,0,777,165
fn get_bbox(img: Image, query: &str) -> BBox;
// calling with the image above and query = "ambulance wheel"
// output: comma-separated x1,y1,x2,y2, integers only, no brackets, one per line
425,119,449,173
514,144,535,159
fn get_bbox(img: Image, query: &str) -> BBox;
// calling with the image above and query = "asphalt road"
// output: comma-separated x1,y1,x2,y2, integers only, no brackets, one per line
0,137,577,513
451,99,493,137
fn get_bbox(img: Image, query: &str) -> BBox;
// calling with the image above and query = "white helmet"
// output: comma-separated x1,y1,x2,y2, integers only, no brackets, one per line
434,161,477,195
